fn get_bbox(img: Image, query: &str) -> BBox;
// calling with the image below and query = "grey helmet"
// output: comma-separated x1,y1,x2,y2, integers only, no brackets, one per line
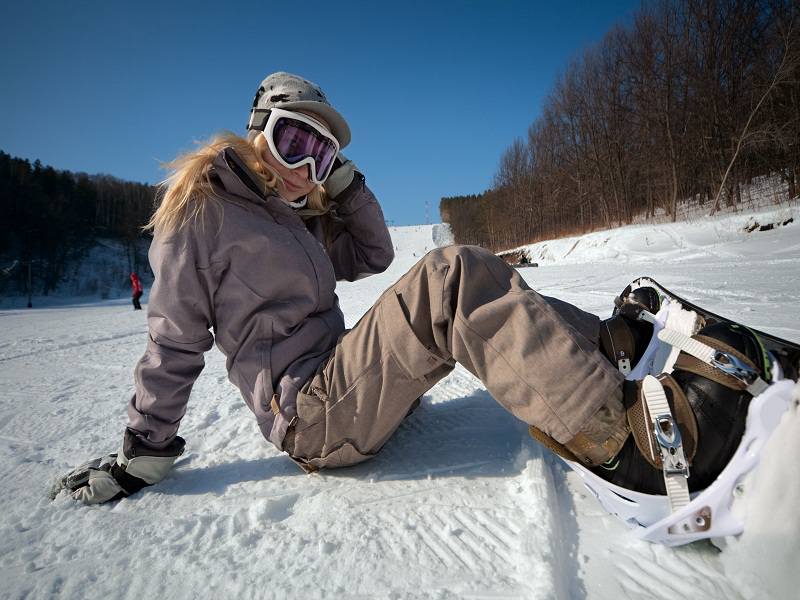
247,72,351,148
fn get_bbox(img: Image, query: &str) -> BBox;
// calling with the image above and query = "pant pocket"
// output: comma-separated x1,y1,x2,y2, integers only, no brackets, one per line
252,334,274,427
292,382,326,459
380,290,451,380
292,359,405,467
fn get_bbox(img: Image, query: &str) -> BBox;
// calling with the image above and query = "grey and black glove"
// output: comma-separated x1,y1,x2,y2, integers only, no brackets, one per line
323,153,357,199
50,428,185,504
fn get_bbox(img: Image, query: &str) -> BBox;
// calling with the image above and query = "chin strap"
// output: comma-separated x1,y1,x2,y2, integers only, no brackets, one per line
641,375,691,512
284,195,308,209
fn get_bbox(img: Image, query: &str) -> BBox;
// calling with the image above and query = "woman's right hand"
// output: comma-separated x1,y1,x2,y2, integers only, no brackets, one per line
49,453,128,503
49,430,185,504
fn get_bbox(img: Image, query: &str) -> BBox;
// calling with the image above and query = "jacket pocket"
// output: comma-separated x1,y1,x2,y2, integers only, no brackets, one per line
253,328,274,425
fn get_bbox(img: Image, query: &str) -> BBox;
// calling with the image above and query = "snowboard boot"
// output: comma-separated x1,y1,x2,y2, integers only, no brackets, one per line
591,321,772,494
599,285,661,375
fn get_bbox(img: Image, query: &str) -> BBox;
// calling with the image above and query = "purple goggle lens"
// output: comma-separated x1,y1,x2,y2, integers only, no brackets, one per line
273,118,338,181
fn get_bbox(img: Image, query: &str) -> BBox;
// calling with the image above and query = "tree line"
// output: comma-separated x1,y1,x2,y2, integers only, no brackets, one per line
441,0,800,251
0,150,155,295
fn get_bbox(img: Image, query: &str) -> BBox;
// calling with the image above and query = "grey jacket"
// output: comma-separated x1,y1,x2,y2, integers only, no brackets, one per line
127,148,394,450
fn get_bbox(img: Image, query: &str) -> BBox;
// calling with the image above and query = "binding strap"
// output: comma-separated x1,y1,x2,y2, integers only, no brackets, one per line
600,315,635,375
657,329,769,396
626,375,697,470
640,375,692,512
528,425,578,462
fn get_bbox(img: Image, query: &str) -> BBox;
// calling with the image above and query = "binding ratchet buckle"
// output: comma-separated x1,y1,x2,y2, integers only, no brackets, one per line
653,413,690,478
657,328,770,396
711,351,761,387
641,375,692,512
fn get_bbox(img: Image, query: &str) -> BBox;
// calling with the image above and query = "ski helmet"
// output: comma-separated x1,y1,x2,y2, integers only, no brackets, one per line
247,72,351,148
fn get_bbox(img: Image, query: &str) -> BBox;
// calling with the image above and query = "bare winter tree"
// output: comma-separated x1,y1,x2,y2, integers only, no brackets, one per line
709,1,798,214
440,0,799,250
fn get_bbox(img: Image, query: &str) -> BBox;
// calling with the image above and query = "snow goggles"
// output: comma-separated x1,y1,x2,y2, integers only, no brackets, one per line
262,108,340,184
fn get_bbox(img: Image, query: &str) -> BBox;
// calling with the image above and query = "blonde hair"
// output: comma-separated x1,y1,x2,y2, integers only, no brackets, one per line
146,131,328,234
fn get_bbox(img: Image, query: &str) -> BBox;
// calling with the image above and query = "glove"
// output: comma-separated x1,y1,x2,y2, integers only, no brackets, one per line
323,153,357,199
50,429,185,504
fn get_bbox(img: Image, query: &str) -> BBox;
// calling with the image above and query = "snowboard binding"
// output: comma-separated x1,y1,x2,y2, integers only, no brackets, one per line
563,278,800,546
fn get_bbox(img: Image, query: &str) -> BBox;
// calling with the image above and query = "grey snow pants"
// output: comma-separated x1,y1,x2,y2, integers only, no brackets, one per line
285,245,625,471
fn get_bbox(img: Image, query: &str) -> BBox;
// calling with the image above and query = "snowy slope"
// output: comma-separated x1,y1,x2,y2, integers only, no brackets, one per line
0,208,798,599
0,238,152,309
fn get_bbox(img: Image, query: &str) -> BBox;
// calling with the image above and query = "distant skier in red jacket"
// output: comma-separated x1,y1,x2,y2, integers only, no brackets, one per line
130,272,143,310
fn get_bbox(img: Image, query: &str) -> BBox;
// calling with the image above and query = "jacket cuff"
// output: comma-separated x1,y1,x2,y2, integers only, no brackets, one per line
123,427,186,458
331,172,370,215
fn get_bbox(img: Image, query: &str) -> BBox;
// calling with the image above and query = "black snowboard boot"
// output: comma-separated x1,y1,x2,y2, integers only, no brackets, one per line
592,321,771,494
599,286,661,375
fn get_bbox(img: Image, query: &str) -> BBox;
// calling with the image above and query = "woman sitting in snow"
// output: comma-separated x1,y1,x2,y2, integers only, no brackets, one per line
54,72,768,515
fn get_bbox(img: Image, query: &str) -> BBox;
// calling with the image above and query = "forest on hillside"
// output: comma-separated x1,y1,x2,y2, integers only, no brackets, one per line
0,151,154,296
441,0,800,250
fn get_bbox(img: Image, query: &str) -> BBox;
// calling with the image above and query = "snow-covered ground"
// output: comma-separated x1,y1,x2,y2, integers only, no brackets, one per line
1,206,798,599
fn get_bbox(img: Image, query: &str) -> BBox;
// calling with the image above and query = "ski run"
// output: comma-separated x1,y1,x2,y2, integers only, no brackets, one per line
1,203,798,599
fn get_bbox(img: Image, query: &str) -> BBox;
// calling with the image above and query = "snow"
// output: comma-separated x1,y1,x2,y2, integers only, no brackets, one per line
718,385,800,599
1,207,799,599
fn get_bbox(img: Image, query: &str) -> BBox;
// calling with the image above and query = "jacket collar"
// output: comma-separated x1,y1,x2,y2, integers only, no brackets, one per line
212,147,267,204
211,147,300,220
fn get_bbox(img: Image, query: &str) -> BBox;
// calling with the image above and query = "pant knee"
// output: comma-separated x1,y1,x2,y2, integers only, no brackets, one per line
423,244,498,268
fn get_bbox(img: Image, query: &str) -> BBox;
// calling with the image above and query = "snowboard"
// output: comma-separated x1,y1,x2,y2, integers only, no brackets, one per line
620,276,800,381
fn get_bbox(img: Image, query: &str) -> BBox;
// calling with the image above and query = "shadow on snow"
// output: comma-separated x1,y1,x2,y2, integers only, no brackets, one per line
168,389,550,494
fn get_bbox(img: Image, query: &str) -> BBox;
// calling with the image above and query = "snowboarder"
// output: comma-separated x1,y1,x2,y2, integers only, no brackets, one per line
52,73,786,542
130,271,143,310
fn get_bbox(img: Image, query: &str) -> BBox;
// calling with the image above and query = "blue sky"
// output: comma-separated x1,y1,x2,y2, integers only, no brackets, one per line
1,0,640,226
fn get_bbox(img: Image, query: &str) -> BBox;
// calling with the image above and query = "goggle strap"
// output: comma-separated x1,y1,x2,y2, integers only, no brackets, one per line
248,108,272,131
